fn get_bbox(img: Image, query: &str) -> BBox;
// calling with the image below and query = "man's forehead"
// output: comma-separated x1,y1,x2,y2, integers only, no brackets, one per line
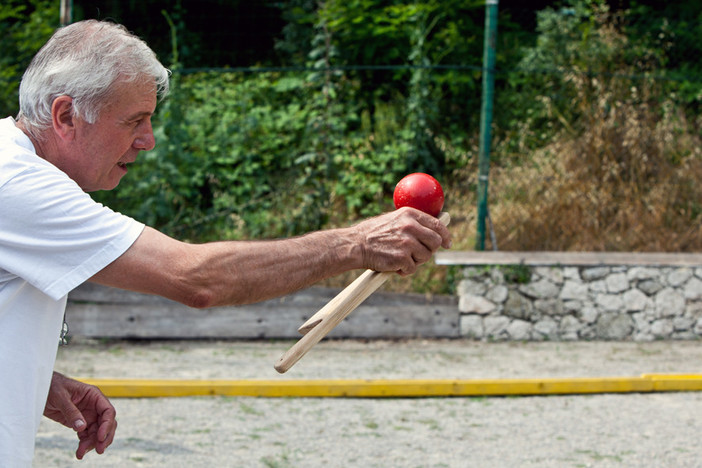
104,79,158,113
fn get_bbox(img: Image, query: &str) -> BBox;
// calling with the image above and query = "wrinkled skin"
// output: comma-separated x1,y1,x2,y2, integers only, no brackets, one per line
43,372,117,459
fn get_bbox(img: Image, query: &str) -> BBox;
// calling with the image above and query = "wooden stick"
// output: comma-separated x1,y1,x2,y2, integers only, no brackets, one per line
274,212,450,374
296,269,391,335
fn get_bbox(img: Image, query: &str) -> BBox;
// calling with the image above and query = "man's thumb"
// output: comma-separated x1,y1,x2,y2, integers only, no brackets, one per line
72,418,86,431
59,399,86,432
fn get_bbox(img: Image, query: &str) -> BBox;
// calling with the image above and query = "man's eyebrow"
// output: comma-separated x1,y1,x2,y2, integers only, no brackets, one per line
125,111,153,121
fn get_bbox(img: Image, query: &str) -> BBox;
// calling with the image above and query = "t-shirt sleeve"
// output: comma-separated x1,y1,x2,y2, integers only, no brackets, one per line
0,165,145,301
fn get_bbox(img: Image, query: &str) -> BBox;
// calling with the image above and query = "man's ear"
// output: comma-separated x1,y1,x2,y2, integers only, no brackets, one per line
51,95,76,141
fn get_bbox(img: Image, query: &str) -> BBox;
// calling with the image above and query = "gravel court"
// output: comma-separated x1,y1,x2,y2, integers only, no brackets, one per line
34,339,702,467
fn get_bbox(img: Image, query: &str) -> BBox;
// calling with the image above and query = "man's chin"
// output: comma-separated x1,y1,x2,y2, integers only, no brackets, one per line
85,177,123,193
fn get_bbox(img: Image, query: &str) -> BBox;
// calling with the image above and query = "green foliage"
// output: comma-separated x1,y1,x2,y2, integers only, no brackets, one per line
500,265,531,285
497,0,700,159
95,71,316,241
279,0,484,158
98,4,470,239
626,1,702,113
0,0,58,117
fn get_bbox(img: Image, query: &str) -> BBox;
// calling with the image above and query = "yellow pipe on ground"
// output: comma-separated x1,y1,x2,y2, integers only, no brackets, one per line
79,374,702,398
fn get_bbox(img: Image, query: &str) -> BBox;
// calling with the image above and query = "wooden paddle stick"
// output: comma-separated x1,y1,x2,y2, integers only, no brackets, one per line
296,268,390,335
274,212,450,374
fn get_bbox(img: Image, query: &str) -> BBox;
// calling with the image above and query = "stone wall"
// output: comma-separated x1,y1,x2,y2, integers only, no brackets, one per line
457,265,702,341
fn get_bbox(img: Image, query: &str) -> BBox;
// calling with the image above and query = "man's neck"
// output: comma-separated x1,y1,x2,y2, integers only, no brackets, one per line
14,119,51,162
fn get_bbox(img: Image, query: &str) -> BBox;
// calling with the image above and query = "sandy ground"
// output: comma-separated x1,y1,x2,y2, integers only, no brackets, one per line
34,339,702,467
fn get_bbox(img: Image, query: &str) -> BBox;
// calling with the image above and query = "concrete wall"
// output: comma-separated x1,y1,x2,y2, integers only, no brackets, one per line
457,265,702,341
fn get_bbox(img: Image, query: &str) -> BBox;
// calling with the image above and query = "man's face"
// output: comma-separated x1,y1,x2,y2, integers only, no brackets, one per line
68,79,158,192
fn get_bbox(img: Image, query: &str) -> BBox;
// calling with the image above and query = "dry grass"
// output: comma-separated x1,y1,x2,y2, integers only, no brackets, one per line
487,74,702,253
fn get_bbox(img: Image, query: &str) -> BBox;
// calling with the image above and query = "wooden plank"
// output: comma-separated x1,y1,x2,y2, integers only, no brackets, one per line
435,251,702,267
66,284,458,339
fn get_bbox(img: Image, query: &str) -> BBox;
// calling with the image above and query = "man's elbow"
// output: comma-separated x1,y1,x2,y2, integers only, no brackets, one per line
182,288,218,309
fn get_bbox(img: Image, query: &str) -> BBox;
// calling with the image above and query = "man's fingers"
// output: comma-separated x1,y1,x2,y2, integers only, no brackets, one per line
97,417,117,453
76,438,94,460
412,209,452,250
358,207,451,273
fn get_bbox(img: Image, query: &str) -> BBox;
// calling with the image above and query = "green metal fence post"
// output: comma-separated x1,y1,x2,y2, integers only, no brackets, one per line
475,0,499,251
60,0,73,26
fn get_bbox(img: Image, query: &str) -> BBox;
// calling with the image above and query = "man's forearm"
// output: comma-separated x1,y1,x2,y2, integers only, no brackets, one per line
91,225,364,308
190,227,363,306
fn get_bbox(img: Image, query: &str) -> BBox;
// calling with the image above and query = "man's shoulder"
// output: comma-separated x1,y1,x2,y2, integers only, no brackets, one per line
0,117,32,150
0,117,60,188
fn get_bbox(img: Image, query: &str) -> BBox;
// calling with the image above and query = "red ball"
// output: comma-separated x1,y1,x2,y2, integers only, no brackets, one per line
393,173,444,217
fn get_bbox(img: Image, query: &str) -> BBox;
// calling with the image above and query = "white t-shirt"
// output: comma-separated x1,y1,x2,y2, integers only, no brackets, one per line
0,117,144,466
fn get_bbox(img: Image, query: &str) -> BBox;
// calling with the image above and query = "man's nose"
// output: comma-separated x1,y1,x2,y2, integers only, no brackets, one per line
134,121,156,151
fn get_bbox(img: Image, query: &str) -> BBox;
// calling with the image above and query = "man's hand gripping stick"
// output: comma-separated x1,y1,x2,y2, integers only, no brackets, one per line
274,211,449,373
275,172,449,373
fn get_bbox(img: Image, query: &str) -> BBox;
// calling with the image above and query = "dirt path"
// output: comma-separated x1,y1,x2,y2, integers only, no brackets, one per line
34,339,702,467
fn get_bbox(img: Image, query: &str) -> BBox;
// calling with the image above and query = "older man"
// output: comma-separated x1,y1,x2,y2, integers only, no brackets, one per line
0,20,450,465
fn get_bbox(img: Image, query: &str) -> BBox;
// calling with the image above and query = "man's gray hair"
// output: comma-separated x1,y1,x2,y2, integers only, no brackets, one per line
17,20,170,138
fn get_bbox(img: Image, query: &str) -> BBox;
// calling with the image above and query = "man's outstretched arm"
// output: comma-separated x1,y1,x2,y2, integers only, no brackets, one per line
90,207,451,308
